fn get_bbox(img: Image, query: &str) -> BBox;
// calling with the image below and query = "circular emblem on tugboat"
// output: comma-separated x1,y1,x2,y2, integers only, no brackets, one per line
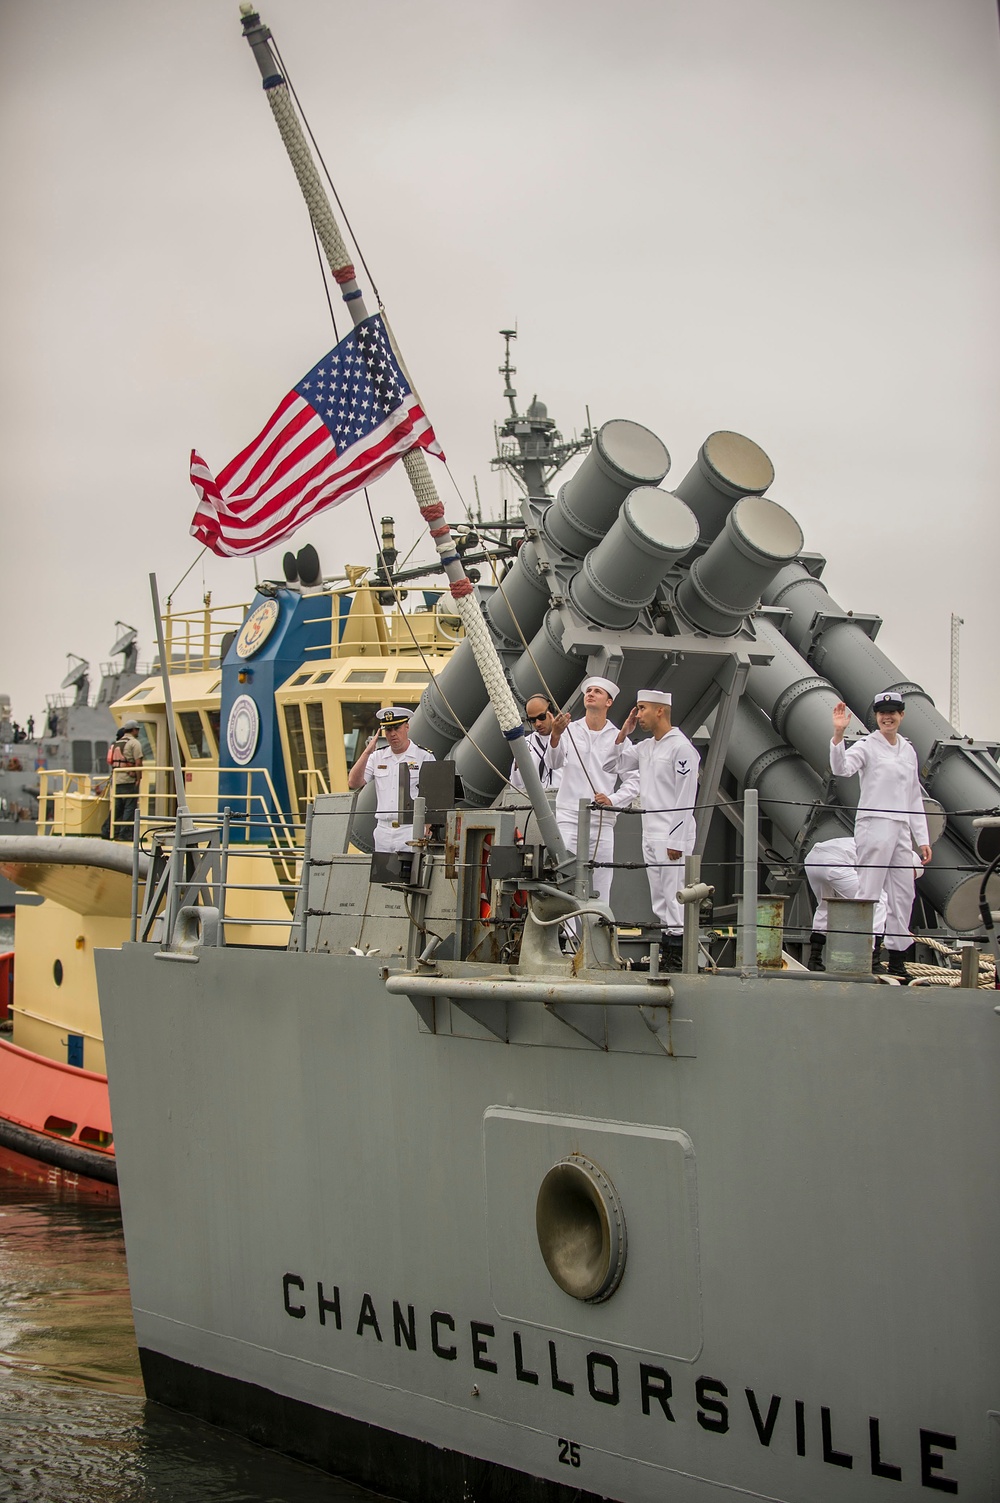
235,599,279,659
227,695,260,765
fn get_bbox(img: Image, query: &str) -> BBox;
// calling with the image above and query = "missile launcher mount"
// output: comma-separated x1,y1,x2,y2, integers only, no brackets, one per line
350,416,999,944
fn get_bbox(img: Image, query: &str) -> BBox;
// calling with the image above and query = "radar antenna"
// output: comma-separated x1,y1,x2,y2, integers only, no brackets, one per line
491,329,593,502
110,622,137,656
60,654,91,706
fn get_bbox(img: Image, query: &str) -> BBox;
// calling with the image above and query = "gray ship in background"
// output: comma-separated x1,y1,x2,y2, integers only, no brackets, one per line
0,626,147,909
96,9,1000,1502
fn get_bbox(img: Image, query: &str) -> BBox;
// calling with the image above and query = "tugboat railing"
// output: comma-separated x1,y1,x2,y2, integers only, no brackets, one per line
38,764,303,856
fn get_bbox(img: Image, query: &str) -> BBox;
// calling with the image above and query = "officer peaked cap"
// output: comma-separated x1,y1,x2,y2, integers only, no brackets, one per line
376,706,413,727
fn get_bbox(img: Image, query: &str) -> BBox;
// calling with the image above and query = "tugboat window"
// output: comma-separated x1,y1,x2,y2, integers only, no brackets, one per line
283,705,310,812
342,703,382,771
396,671,431,684
346,671,386,684
306,703,329,794
207,710,221,756
179,711,211,760
134,723,155,767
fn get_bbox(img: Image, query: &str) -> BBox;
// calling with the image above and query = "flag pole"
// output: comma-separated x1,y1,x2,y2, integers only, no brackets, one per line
238,6,573,882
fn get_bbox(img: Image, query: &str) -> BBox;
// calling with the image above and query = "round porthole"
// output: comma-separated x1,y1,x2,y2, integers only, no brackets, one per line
53,959,64,987
535,1153,627,1303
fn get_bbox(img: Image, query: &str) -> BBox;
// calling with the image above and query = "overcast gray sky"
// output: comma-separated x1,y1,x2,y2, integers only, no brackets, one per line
2,0,998,737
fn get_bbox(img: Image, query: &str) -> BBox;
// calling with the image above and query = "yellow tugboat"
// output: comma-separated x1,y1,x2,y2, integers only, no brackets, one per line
0,557,471,1185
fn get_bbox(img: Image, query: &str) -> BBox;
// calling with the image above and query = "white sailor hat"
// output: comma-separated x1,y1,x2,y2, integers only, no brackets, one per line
582,676,620,702
376,706,413,728
873,690,905,712
636,689,672,706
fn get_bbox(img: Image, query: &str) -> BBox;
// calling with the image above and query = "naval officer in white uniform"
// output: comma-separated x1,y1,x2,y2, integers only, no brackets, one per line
547,676,638,908
608,690,699,968
348,706,435,854
509,695,562,794
831,690,931,980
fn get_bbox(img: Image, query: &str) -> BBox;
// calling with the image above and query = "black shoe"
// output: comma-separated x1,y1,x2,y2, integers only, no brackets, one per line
807,931,826,972
872,933,886,973
886,948,911,984
659,934,683,973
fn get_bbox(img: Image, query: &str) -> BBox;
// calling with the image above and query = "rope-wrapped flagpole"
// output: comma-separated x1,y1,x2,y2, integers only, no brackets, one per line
238,5,573,879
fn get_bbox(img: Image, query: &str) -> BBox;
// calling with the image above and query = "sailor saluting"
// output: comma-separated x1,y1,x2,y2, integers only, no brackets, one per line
607,690,700,971
348,706,434,854
831,691,931,981
546,676,638,909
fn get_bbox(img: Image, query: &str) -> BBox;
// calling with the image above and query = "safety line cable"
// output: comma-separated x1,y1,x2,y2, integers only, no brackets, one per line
310,215,340,341
270,39,383,308
361,490,519,790
165,546,209,605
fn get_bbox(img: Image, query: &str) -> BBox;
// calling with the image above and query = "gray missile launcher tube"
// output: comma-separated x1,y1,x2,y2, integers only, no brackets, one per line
455,483,799,805
674,497,803,637
741,608,995,931
453,612,590,806
725,698,848,852
541,419,670,558
569,487,699,630
454,488,700,804
670,430,775,546
407,419,670,759
761,561,1000,859
745,615,854,784
481,542,550,647
721,699,992,929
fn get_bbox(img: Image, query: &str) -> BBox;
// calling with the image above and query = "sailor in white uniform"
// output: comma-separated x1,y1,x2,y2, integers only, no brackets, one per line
804,835,890,971
607,690,700,968
347,706,435,854
509,695,562,793
547,676,638,908
831,690,931,980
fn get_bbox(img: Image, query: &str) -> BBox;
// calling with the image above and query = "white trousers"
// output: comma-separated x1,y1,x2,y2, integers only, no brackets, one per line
854,818,916,951
806,860,888,935
643,840,686,934
373,822,414,854
557,817,615,909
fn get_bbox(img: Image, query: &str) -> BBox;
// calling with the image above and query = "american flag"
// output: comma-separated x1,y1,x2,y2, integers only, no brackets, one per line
189,313,443,558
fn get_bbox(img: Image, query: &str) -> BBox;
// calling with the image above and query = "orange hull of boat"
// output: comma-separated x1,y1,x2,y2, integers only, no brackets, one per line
0,1037,116,1183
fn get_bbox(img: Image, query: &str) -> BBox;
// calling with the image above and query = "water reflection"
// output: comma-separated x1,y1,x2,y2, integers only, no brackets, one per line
0,1154,387,1502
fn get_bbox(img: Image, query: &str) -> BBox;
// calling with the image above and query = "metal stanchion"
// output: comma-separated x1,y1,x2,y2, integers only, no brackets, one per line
680,855,714,975
740,788,758,977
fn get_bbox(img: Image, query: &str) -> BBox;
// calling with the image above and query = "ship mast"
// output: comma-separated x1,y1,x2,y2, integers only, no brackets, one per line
491,329,591,502
237,6,573,883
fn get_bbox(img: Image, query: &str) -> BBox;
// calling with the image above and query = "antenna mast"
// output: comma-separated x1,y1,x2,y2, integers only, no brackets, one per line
491,329,592,502
949,613,963,731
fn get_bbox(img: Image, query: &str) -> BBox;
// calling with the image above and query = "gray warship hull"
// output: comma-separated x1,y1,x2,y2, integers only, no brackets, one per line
97,938,999,1501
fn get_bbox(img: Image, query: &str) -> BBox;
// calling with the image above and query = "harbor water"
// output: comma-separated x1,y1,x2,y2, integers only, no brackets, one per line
0,1143,389,1502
